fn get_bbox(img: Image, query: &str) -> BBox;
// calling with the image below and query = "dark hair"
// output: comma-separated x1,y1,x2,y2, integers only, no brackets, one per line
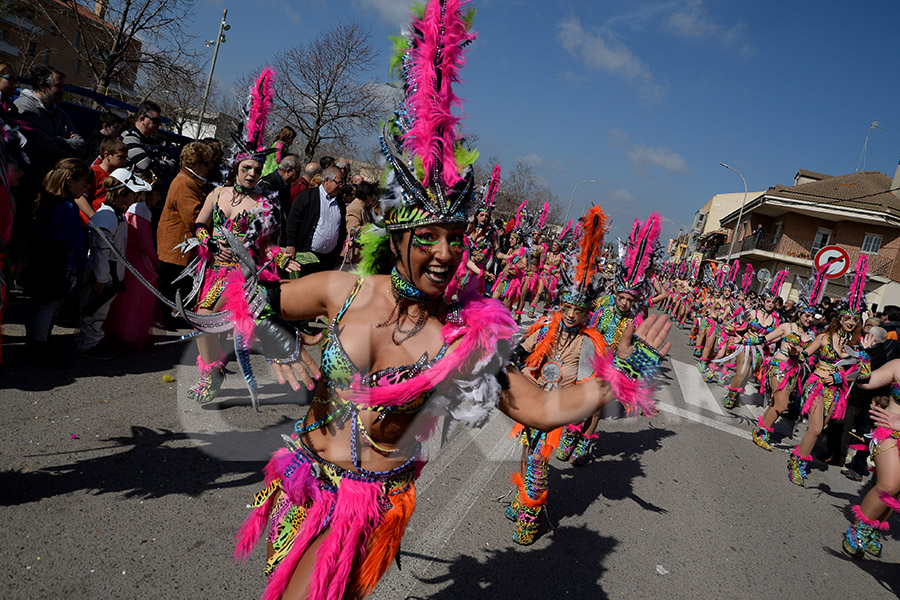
355,181,378,200
29,65,64,91
319,156,336,169
886,310,900,323
99,137,126,155
275,126,296,143
98,111,123,129
136,100,162,119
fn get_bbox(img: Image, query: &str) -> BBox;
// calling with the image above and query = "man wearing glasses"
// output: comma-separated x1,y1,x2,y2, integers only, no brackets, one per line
121,100,176,176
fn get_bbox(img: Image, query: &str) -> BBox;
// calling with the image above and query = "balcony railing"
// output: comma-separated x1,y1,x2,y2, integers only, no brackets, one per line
716,233,892,278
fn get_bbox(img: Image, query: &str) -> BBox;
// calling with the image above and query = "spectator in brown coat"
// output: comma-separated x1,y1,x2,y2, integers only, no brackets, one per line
156,141,214,314
340,181,378,267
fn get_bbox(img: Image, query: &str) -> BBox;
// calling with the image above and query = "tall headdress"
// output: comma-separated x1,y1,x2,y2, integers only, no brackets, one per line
689,258,700,281
477,164,501,213
797,264,829,313
556,219,577,247
515,201,550,239
741,263,755,295
835,255,868,315
714,264,726,289
763,268,788,299
558,205,608,308
380,0,478,231
726,259,740,290
230,67,277,165
615,212,661,299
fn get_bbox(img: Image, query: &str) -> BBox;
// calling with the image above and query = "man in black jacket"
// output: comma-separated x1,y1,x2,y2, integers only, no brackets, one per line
260,154,300,245
284,166,347,274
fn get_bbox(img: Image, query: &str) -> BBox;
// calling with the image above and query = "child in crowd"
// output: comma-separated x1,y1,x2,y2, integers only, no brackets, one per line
76,168,151,359
76,137,129,225
104,171,160,350
25,158,92,365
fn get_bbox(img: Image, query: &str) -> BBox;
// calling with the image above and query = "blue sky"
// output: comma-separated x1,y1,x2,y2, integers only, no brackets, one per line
190,0,900,242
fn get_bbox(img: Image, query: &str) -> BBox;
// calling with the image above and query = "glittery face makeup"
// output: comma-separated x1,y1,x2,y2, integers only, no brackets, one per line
561,303,588,329
400,225,465,296
237,159,262,188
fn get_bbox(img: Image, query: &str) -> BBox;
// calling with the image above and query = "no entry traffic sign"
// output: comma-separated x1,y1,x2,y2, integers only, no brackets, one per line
814,245,850,279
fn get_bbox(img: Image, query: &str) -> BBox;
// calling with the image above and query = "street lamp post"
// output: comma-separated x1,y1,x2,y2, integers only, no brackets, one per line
719,162,748,261
564,179,596,224
196,9,230,139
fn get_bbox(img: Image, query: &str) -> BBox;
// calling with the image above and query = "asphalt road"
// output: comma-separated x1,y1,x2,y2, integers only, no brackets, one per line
1,302,898,599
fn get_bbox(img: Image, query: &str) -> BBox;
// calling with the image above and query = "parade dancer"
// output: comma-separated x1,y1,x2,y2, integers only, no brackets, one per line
751,271,823,450
841,363,900,558
178,68,301,403
231,5,671,597
506,205,609,544
719,269,784,409
789,256,872,486
491,230,525,310
558,212,663,465
517,208,550,317
462,164,500,292
698,269,733,383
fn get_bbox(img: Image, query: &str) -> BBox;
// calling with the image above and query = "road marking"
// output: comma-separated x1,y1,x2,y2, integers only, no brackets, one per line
656,401,752,441
670,359,725,415
375,413,517,598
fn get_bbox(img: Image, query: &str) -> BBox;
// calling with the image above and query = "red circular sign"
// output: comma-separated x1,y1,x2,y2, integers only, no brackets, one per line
814,245,850,279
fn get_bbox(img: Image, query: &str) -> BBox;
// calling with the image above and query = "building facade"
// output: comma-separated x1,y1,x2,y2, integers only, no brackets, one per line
716,163,900,307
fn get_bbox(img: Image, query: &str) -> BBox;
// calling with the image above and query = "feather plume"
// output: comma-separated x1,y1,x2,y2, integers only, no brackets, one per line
245,67,275,153
767,269,788,298
727,259,740,286
848,254,868,312
558,220,573,240
403,0,477,188
742,263,754,294
537,201,550,230
483,164,501,211
574,205,608,287
624,212,661,285
524,314,562,370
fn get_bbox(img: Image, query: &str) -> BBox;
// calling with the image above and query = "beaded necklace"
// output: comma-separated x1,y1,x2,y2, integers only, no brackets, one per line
376,267,438,346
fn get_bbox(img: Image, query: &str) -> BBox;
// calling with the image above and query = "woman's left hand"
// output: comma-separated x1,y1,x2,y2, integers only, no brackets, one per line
870,403,900,430
269,330,322,391
283,259,302,274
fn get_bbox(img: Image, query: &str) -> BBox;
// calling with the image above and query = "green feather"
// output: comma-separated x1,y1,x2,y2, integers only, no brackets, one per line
410,2,425,20
454,143,479,169
414,155,425,182
292,252,319,265
388,35,410,77
357,225,393,276
462,7,476,28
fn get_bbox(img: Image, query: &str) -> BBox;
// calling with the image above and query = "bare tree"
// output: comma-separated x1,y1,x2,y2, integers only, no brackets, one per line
475,157,562,224
24,0,198,96
268,23,387,163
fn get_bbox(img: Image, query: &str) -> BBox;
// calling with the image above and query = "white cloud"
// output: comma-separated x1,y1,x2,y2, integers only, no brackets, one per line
515,152,566,172
557,17,666,104
666,0,756,57
608,189,636,204
626,143,687,173
355,0,413,24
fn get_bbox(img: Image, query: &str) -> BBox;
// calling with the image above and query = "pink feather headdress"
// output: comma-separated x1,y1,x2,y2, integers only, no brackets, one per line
764,269,788,299
841,254,868,314
741,263,754,294
231,67,276,164
616,212,661,299
479,164,501,213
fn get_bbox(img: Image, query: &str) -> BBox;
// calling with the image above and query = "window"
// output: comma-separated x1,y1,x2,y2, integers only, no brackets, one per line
26,41,36,57
40,49,49,64
74,59,81,75
0,29,7,42
811,227,832,253
862,234,882,254
74,31,80,46
772,222,784,245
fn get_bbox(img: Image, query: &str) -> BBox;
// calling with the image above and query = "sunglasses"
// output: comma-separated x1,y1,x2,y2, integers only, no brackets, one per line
144,115,162,124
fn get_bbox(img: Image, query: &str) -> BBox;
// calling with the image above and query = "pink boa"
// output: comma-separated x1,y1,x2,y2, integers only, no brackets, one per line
590,353,657,417
222,268,256,343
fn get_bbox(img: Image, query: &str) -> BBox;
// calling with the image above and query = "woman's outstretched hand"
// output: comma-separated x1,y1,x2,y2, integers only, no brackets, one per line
637,313,672,357
270,331,322,392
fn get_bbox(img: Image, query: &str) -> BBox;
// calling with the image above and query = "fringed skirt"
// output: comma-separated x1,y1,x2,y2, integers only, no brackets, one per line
235,439,418,600
759,355,802,399
800,373,848,421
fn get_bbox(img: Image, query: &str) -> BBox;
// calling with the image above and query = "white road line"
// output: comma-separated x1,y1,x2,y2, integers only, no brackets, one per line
376,418,517,598
656,401,751,440
670,359,725,415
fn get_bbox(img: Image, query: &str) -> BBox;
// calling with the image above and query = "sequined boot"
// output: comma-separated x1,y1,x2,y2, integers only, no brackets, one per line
752,416,774,451
570,432,598,466
556,425,581,461
187,356,226,404
512,454,548,545
505,490,521,522
844,506,888,558
724,386,742,409
787,447,811,486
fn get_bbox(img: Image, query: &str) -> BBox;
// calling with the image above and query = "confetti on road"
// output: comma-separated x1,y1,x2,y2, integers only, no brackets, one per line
162,374,176,383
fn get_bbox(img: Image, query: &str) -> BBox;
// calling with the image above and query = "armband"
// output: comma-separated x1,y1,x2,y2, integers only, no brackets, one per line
193,223,211,244
272,249,292,269
511,344,529,371
256,316,303,364
613,335,663,381
832,372,843,386
744,335,765,346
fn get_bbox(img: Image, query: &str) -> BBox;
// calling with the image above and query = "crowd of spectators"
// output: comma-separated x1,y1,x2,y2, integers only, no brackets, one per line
0,63,380,366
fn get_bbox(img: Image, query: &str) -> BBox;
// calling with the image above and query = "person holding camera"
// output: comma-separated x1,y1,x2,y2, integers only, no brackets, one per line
283,165,348,275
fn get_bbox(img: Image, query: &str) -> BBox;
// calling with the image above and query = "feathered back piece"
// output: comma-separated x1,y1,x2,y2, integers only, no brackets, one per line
230,67,277,164
379,0,478,231
677,260,688,279
741,263,754,294
559,205,608,308
615,212,661,299
690,259,700,281
478,164,501,213
764,269,788,299
727,259,740,288
837,254,868,314
715,264,726,289
797,263,829,312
